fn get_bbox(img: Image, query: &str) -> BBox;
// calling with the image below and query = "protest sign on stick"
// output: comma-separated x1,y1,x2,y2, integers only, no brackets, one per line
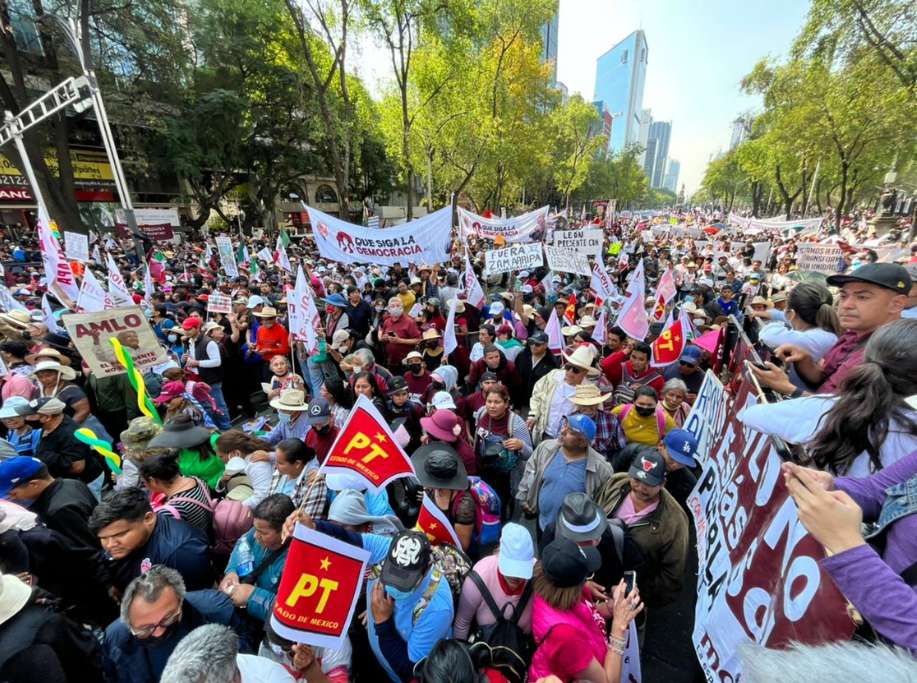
62,306,167,378
207,293,232,315
544,245,590,276
795,243,845,274
483,243,543,276
552,228,603,259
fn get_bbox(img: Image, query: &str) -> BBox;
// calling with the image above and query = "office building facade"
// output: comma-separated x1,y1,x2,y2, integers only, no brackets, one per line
663,159,680,193
593,30,648,154
645,120,671,188
541,9,560,86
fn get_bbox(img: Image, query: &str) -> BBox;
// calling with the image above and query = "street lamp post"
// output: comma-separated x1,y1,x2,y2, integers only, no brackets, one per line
45,14,145,263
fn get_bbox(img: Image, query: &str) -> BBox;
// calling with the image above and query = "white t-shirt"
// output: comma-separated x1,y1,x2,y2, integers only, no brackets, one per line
236,654,296,683
738,395,917,476
758,322,838,361
546,381,578,438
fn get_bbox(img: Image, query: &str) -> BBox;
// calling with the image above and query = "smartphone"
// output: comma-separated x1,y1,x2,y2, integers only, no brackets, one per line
751,361,768,371
623,571,637,597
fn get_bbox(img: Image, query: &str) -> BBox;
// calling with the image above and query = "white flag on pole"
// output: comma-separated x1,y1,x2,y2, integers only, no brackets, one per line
288,266,320,354
463,257,485,309
77,268,111,312
37,207,79,305
143,263,155,304
443,298,458,357
275,235,293,273
106,253,134,307
42,294,64,334
592,307,607,346
545,308,564,353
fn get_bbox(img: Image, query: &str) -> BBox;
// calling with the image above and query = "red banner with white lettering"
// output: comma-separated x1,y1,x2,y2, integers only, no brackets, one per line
270,524,370,648
689,368,854,681
320,395,417,492
415,493,461,547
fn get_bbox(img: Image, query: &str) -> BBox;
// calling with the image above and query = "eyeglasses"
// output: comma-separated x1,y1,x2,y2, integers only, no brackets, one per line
564,364,586,374
679,361,697,368
130,606,183,638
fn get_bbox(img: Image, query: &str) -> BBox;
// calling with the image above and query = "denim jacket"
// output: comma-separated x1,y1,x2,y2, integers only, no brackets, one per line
865,474,917,540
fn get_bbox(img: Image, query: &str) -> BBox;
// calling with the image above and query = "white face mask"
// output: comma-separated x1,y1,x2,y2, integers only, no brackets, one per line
389,306,403,317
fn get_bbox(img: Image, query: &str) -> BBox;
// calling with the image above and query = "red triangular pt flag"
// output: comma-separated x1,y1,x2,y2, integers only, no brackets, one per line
651,310,689,367
416,493,461,547
320,395,416,492
563,291,577,325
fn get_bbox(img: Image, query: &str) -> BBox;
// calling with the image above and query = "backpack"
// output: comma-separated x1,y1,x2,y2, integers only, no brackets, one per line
429,544,473,604
467,571,533,683
618,403,666,440
612,363,662,406
466,477,501,547
152,480,253,555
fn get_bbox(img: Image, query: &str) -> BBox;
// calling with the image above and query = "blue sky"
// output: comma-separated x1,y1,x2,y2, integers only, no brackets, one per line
556,0,811,194
350,0,812,197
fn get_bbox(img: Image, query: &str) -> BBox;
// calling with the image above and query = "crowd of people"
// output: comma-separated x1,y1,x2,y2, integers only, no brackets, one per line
0,206,915,683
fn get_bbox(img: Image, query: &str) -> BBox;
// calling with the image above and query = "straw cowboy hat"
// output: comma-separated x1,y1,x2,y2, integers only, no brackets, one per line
252,306,279,318
0,310,30,329
562,344,596,372
578,315,598,328
30,360,77,382
561,324,583,337
0,572,32,626
269,388,309,412
25,347,71,367
571,383,611,406
422,328,442,341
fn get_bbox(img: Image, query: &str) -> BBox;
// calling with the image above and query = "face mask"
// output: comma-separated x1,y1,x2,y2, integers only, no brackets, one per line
313,424,329,434
384,584,414,601
277,413,291,425
389,307,403,317
407,364,422,374
168,334,177,343
635,405,656,418
375,306,385,313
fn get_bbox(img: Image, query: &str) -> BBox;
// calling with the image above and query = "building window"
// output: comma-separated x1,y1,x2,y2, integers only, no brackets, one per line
641,48,646,63
620,50,628,64
315,185,338,204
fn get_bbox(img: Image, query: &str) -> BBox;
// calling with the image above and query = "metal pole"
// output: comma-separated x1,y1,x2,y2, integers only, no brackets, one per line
6,114,50,213
802,160,819,217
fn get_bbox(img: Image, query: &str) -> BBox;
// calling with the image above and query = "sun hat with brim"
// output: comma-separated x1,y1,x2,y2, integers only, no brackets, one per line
561,324,582,337
0,311,30,328
420,409,463,442
411,442,467,490
120,417,163,454
322,293,348,308
570,383,611,406
556,492,608,544
25,347,71,367
147,414,212,450
497,522,535,580
269,389,309,412
422,328,441,340
0,396,30,420
750,296,768,306
226,482,254,501
252,306,279,318
30,360,77,382
578,315,598,328
562,344,596,371
202,321,223,335
0,573,32,626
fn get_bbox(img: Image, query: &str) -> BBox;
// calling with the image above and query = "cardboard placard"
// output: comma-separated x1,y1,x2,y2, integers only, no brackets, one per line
61,306,167,377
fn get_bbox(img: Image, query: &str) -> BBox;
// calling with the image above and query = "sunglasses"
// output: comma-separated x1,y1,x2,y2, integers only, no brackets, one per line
564,364,586,374
679,360,697,368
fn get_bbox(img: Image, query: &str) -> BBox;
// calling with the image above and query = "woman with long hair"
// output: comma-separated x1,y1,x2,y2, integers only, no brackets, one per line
215,430,275,509
740,319,917,475
529,537,643,683
320,377,353,429
351,371,386,413
759,283,841,377
140,451,213,534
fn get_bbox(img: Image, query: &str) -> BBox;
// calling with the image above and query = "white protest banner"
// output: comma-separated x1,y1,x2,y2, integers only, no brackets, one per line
552,228,603,259
288,266,321,353
215,235,239,278
689,372,854,681
37,206,79,306
76,268,111,312
681,370,726,462
462,257,486,308
795,243,845,274
729,241,772,263
590,260,617,301
62,306,167,377
544,245,590,276
483,243,543,276
458,205,549,243
106,253,134,308
207,293,232,315
64,231,90,262
307,203,452,266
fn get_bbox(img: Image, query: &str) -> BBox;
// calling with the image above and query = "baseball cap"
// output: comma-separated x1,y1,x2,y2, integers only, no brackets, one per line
679,346,703,366
527,331,549,345
306,397,331,425
664,429,699,467
541,536,601,588
181,317,202,330
0,396,30,420
380,530,432,592
331,329,351,352
386,375,409,395
556,492,608,543
478,371,499,384
564,414,596,442
628,449,666,487
826,263,911,294
430,391,456,411
246,294,265,309
0,457,44,497
497,523,535,580
489,301,505,316
25,397,66,416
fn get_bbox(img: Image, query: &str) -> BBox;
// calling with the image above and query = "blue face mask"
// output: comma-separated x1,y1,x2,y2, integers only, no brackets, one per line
384,584,414,601
277,413,291,425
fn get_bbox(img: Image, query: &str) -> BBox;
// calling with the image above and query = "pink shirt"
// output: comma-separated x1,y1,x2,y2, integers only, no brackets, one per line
529,591,607,682
453,554,533,640
614,493,658,525
2,373,34,401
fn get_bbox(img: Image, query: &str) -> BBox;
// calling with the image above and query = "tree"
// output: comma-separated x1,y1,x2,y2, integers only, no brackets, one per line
549,95,604,209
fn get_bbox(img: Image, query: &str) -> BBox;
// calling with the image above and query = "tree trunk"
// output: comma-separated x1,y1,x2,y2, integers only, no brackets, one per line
835,160,849,233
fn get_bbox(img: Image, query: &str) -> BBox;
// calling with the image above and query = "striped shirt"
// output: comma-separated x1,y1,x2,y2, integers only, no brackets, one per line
163,478,213,534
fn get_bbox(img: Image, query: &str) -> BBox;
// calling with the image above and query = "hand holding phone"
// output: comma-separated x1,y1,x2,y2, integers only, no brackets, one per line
623,570,637,597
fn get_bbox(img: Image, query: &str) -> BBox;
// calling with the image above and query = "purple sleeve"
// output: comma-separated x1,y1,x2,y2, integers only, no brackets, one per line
835,449,917,521
821,543,917,653
453,573,483,640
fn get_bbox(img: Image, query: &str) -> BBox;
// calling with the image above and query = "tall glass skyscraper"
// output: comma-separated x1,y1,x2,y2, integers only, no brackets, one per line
593,30,648,154
541,9,560,86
